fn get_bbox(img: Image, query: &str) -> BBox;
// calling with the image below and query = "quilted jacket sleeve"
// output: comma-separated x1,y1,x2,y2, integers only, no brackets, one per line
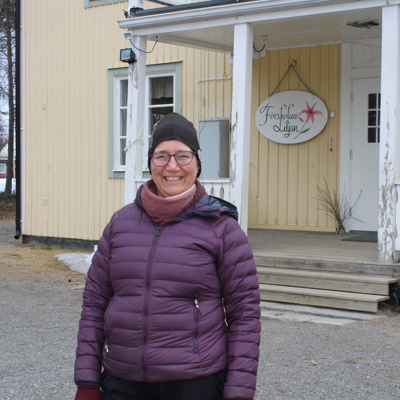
74,221,115,386
214,215,261,400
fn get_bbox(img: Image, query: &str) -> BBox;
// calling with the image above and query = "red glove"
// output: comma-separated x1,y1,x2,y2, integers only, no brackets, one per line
75,385,102,400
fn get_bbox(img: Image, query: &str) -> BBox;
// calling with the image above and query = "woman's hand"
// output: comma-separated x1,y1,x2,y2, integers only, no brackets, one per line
75,385,102,400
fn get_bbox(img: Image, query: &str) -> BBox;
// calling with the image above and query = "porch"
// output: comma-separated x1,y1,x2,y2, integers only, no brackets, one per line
248,229,400,313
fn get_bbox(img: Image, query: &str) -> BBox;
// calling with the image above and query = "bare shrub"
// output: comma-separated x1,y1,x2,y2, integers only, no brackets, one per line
316,178,362,233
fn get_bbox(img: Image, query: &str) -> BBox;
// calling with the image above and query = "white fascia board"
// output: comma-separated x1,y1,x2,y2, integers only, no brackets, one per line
158,34,234,53
123,15,235,38
150,0,204,4
119,0,399,34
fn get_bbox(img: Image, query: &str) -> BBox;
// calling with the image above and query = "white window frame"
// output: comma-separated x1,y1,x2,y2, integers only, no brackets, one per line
114,75,128,172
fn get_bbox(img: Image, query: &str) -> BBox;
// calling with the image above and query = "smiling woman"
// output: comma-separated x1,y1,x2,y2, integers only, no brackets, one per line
74,113,261,400
149,142,198,199
148,115,201,196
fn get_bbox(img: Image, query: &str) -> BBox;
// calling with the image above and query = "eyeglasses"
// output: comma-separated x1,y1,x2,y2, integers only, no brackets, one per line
150,151,196,167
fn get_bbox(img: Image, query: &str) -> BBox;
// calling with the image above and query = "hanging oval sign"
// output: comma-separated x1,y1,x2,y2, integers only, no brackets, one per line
255,91,328,144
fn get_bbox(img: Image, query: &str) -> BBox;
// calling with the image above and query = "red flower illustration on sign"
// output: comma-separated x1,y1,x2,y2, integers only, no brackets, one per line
298,102,323,124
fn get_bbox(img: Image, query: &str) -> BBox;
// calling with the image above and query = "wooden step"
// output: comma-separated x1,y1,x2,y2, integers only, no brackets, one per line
257,266,399,295
255,256,400,276
259,284,389,313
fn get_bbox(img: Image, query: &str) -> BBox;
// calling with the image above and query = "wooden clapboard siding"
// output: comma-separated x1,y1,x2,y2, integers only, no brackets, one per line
249,44,341,232
24,0,231,241
147,43,232,130
24,1,128,241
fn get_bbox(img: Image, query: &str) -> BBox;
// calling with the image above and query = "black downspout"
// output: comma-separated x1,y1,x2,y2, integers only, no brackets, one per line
14,0,21,240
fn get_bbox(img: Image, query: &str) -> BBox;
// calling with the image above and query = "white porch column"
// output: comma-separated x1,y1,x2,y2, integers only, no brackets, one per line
379,5,400,263
229,23,253,232
124,34,147,205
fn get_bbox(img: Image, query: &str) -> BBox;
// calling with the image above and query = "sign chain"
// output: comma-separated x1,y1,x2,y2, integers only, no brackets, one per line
270,61,314,97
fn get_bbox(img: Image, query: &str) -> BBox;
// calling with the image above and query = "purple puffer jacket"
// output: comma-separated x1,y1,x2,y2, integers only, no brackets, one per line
75,186,261,400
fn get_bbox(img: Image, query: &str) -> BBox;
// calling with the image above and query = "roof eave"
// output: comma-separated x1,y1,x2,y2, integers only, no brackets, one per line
118,0,392,32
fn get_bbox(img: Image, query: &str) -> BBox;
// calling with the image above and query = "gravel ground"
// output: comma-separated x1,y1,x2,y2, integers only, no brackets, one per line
1,220,400,399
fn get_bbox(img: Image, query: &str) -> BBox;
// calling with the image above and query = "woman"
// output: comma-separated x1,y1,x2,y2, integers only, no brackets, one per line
74,113,261,400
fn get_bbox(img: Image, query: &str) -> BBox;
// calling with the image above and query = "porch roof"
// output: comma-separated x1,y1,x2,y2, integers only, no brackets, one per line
118,0,394,52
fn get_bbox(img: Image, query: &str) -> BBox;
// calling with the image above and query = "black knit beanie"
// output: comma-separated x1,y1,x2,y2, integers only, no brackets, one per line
148,113,202,177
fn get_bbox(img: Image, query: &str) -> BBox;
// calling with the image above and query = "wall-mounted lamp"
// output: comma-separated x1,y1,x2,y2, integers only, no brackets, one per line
120,48,137,64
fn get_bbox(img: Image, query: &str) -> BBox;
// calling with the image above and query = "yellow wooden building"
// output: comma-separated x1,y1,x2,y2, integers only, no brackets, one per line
20,0,400,263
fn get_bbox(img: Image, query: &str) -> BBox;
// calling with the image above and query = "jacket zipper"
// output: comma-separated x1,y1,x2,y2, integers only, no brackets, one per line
193,296,201,354
104,341,109,361
194,297,202,315
141,225,163,380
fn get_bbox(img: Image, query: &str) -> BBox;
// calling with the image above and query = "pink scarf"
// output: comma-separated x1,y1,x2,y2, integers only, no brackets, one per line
141,180,206,226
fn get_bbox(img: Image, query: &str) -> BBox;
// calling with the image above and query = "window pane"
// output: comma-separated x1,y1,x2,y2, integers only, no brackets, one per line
368,127,376,143
120,109,127,138
0,164,5,173
368,93,377,109
150,107,174,130
150,76,173,105
120,139,126,166
120,80,128,107
368,111,376,126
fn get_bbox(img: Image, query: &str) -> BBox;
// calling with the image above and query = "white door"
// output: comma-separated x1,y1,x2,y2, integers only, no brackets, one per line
350,78,380,232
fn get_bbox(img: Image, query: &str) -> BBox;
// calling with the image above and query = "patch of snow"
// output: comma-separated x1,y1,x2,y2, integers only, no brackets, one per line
55,252,94,275
0,178,16,194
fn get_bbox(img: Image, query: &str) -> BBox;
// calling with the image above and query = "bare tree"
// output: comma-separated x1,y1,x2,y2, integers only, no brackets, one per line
0,110,6,145
0,0,16,194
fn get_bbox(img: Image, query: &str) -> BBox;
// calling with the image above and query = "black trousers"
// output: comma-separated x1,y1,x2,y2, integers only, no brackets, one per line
101,369,227,400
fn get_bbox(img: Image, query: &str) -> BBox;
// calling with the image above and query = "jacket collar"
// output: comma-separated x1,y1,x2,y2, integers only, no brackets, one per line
135,184,238,222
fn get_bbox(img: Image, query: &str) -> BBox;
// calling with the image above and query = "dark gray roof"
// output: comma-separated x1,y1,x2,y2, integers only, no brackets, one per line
132,0,255,16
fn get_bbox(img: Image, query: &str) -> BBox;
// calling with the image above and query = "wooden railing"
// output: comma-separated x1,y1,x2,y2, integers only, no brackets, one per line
200,179,230,200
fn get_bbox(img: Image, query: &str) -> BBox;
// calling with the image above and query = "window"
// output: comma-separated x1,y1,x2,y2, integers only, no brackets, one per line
84,0,125,8
115,76,128,170
199,119,230,178
108,68,128,178
148,76,174,130
367,93,380,143
108,62,182,178
147,75,174,146
0,164,5,173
